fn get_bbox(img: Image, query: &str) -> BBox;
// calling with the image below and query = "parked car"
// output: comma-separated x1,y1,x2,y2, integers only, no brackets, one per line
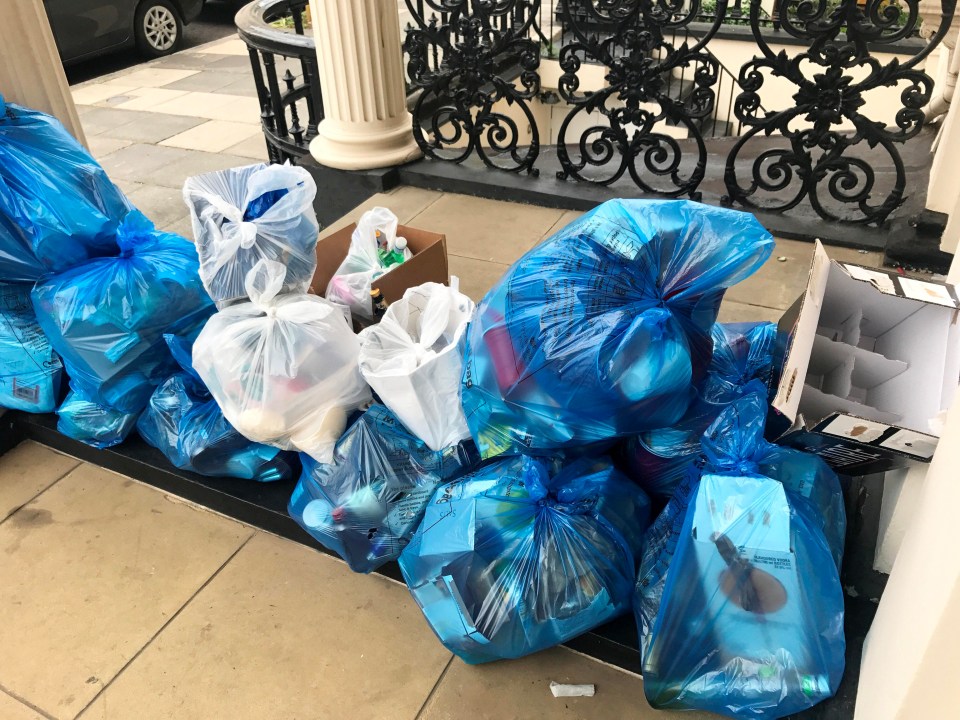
43,0,205,64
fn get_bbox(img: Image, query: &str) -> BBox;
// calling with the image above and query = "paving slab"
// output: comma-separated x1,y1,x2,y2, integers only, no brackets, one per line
70,81,139,106
78,107,164,136
125,184,192,229
113,68,200,88
222,133,270,161
0,442,78,524
77,533,451,720
160,120,262,153
86,136,133,161
0,464,251,719
96,113,206,144
725,238,882,310
410,194,566,264
0,691,47,720
419,647,723,720
448,255,509,302
161,71,240,94
97,143,251,189
717,300,783,324
148,91,262,123
115,88,192,112
321,186,444,238
211,76,260,98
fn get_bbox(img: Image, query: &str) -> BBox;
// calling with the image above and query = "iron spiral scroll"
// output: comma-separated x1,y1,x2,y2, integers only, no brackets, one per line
722,0,958,225
555,0,729,198
403,0,543,174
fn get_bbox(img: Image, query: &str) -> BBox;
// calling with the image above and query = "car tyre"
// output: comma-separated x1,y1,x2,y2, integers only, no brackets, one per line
135,0,183,58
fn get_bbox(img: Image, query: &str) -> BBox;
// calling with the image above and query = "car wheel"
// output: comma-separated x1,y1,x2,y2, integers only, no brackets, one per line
135,0,183,58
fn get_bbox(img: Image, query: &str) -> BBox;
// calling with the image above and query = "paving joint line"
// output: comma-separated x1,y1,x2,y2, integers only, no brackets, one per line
0,683,57,720
0,459,82,527
412,655,454,720
72,531,256,719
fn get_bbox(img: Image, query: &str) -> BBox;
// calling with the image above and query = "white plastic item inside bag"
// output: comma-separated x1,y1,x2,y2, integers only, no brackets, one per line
183,162,320,306
358,279,475,451
325,207,412,319
193,259,371,463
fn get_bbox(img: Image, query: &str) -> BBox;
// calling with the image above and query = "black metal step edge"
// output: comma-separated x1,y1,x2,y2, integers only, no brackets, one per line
2,410,644,674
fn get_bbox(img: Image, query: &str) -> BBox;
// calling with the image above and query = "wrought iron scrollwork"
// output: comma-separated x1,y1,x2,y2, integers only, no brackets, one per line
555,0,728,197
404,0,542,174
723,0,956,224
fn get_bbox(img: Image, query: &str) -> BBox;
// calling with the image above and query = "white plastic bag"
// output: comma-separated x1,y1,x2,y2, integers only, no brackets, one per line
183,162,319,306
358,280,475,451
193,259,371,463
325,207,412,319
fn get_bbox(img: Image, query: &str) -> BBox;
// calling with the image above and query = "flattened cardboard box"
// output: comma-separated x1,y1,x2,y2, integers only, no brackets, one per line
768,241,960,475
309,222,450,326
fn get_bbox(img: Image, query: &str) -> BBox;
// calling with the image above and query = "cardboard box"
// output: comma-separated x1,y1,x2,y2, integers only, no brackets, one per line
768,241,960,475
310,222,449,306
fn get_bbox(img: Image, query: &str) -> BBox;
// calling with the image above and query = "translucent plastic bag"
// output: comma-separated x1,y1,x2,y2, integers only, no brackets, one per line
32,211,214,414
325,207,412,319
622,322,777,498
289,404,480,573
358,281,475,451
193,259,371,464
460,199,774,458
0,283,62,412
183,162,319,306
57,384,140,449
0,95,130,281
399,454,652,664
138,333,297,481
635,393,846,719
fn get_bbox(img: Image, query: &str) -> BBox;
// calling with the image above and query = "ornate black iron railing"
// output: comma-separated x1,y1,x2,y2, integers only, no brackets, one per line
400,0,952,225
236,0,322,164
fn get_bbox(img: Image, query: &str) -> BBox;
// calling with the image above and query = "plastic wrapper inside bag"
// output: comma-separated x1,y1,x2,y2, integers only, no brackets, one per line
399,454,652,664
57,384,140,449
622,322,777,498
183,162,319,306
358,280,475,451
0,95,130,281
138,333,297,482
193,259,371,464
0,283,62,412
635,393,846,720
325,207,412,319
460,199,774,458
31,211,215,414
289,404,480,573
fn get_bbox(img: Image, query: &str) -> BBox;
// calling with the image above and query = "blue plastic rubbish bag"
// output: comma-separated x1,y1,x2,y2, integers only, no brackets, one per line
32,210,214,414
0,95,129,281
182,162,319,306
138,333,296,481
623,322,777,497
460,199,774,458
635,393,846,719
57,384,140,448
0,283,62,412
289,404,479,573
399,454,652,664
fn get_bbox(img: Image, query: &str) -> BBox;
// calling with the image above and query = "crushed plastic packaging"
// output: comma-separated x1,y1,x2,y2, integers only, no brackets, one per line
138,332,298,482
32,210,215,415
460,199,774,458
622,322,777,498
193,259,371,464
57,383,140,449
325,207,412,319
399,454,652,664
0,283,62,413
358,280,475,451
182,162,319,307
0,94,130,281
289,404,480,573
635,392,846,720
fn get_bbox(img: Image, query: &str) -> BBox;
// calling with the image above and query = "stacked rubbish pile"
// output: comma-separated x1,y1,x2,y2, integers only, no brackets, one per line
0,98,854,720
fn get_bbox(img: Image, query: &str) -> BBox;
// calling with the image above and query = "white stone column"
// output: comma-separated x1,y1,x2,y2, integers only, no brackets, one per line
0,0,87,147
309,0,421,170
855,385,960,720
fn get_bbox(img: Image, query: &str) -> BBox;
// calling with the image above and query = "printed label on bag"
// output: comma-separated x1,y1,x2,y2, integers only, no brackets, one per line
12,379,39,404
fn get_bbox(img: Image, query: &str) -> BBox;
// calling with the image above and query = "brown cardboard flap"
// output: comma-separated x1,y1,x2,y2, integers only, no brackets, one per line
309,222,449,303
